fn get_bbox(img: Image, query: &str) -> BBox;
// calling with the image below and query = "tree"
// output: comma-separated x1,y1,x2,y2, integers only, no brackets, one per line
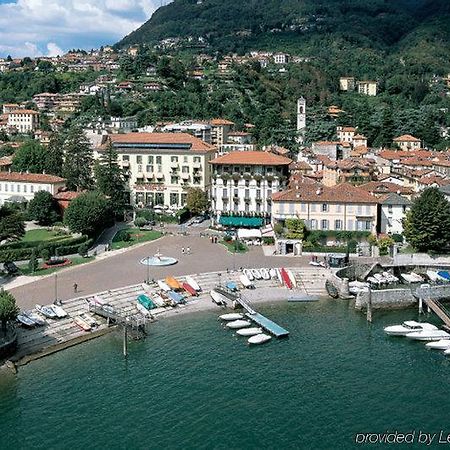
28,248,39,273
94,141,126,214
62,125,94,191
27,191,60,225
0,290,19,334
403,187,450,253
285,218,307,240
0,206,25,242
11,140,48,173
44,133,65,176
186,188,209,215
64,191,113,237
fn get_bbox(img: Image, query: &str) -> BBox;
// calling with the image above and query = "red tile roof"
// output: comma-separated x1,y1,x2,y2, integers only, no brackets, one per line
108,133,215,152
0,172,65,183
210,151,292,166
210,118,234,126
393,134,420,142
53,190,82,200
359,181,414,196
9,109,39,115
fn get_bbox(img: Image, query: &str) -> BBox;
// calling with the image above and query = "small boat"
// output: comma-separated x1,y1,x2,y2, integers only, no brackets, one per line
73,316,91,331
287,269,297,288
185,276,201,291
251,269,262,280
248,333,271,345
210,289,227,306
260,268,271,280
236,327,262,337
51,304,68,318
269,268,278,279
137,294,156,310
384,321,437,336
102,304,116,315
225,281,238,292
17,314,36,327
367,276,381,286
239,274,254,289
152,294,166,307
443,348,450,355
167,290,185,305
24,311,46,326
325,280,339,298
136,302,153,318
382,272,399,283
309,261,325,267
276,268,283,284
182,282,198,296
36,304,57,319
437,270,450,282
226,319,251,329
165,276,182,290
401,273,423,284
157,280,171,292
92,295,106,306
287,294,320,302
349,280,369,295
280,268,293,289
219,313,244,321
80,313,97,327
426,339,450,350
405,330,450,341
243,269,254,281
373,273,387,284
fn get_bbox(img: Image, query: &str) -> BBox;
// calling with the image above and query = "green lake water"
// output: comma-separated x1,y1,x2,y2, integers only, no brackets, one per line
1,299,450,449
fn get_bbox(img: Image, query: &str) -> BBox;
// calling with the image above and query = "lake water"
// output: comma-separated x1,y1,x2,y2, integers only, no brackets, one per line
1,299,450,449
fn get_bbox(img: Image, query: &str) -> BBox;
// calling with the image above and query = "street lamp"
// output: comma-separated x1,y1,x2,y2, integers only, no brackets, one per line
54,274,58,304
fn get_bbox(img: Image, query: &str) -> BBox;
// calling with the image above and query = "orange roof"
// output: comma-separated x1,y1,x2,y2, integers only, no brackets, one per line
340,127,356,132
0,172,65,183
0,156,13,166
393,134,420,142
378,150,411,160
210,118,234,126
9,109,39,115
272,183,378,204
108,133,215,152
210,151,292,166
401,157,432,167
353,134,367,140
54,190,82,200
360,181,414,196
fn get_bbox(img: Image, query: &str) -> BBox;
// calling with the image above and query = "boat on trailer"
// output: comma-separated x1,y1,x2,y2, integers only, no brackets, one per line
280,268,293,289
152,294,166,307
136,302,153,318
137,294,156,310
260,268,271,280
251,269,262,280
182,282,198,296
157,280,171,292
24,311,46,326
243,269,254,281
269,268,278,279
185,276,201,291
51,304,68,318
165,276,182,290
167,290,185,305
73,316,91,331
286,269,297,288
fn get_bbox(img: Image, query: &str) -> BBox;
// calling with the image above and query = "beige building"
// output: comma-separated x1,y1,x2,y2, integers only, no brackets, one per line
393,134,421,151
339,77,355,92
337,126,356,143
210,119,234,148
272,182,378,233
99,133,215,208
357,81,378,96
7,109,40,133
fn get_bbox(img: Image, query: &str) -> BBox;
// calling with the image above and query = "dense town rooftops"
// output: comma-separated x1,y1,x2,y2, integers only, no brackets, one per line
0,172,65,183
106,132,215,152
210,151,292,166
272,183,378,204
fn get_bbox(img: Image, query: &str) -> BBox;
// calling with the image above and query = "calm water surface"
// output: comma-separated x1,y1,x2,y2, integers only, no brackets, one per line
1,299,449,449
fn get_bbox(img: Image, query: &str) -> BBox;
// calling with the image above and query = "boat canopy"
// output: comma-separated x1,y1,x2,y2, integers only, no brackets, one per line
219,216,263,228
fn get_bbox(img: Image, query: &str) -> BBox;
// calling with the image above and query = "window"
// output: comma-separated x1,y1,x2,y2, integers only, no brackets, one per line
321,219,329,230
256,180,261,188
244,189,250,199
311,204,317,212
147,155,154,164
171,156,178,162
193,156,201,163
222,188,228,199
234,189,239,198
136,155,143,164
267,180,272,188
156,156,162,164
122,155,129,161
182,166,189,173
146,165,153,173
5,184,8,192
17,185,20,193
137,165,142,173
183,156,188,163
23,185,27,193
335,219,342,230
336,204,342,213
310,219,317,230
181,193,187,205
388,205,393,214
234,180,239,187
30,185,34,193
256,190,261,200
244,166,250,173
403,205,407,213
301,203,306,212
170,193,179,205
171,175,178,184
322,203,328,212
223,180,227,187
245,180,249,187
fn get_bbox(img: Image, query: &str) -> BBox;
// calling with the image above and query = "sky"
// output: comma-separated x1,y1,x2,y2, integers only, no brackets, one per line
0,0,169,58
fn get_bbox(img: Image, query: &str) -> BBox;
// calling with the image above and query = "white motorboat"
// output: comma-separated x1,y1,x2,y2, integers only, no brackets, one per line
251,269,262,280
384,321,437,336
349,281,369,295
260,268,271,280
24,311,46,326
248,333,272,345
219,313,244,321
185,276,201,291
367,276,381,286
35,304,57,319
426,339,450,350
286,269,297,288
152,294,166,307
443,348,450,355
17,314,36,327
157,280,171,292
269,268,278,279
210,289,227,306
226,319,251,329
51,304,68,318
401,273,423,284
136,301,153,317
382,271,398,283
405,329,450,341
239,274,254,289
309,261,325,267
373,273,387,284
243,269,254,281
236,327,262,336
80,313,97,327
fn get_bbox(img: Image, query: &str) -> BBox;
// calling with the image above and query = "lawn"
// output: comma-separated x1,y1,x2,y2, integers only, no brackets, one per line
111,228,163,250
21,229,66,242
220,239,249,254
18,256,95,276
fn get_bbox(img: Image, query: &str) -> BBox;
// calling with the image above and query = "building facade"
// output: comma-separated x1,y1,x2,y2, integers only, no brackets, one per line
99,133,215,209
210,151,292,221
357,81,378,96
378,193,411,235
7,109,40,133
393,134,421,151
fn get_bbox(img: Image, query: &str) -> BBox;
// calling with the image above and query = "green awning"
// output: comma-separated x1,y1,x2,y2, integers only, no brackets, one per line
219,216,263,227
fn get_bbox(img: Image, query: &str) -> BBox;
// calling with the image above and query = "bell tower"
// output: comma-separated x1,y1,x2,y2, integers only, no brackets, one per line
297,97,306,143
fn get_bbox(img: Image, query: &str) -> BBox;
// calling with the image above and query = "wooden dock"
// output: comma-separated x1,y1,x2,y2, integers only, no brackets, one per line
425,298,450,329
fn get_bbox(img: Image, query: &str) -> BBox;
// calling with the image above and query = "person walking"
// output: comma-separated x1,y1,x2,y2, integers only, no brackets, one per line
181,247,185,254
187,246,191,255
73,282,78,293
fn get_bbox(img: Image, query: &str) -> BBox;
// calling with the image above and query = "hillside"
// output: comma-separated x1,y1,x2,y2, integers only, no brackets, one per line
118,0,449,59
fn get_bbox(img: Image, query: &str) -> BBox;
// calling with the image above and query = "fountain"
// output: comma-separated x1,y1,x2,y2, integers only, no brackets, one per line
140,249,178,267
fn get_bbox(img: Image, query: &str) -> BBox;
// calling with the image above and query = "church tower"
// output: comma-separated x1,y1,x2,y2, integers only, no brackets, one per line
297,97,306,143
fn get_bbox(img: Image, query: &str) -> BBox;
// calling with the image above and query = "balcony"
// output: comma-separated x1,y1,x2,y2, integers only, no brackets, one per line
193,162,202,170
170,161,179,169
181,172,190,180
156,172,164,179
120,160,130,168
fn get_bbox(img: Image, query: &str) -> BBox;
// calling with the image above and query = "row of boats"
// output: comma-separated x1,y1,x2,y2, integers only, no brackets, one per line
384,320,450,355
219,312,271,345
240,267,298,290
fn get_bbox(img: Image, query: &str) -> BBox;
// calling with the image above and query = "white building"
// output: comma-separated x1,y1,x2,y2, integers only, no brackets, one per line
0,172,66,205
98,133,215,209
110,116,138,132
273,53,290,64
339,77,355,91
210,151,292,222
393,134,421,151
162,121,212,144
337,126,356,143
7,109,40,133
378,193,411,235
356,81,378,96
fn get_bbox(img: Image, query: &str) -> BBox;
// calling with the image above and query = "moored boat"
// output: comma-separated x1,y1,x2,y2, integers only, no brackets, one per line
152,294,166,307
73,316,91,331
260,268,271,280
157,280,171,292
80,313,97,327
248,333,272,345
17,314,36,327
185,276,201,291
136,302,153,317
269,268,278,279
210,289,227,306
405,329,450,341
24,311,46,326
226,319,251,329
243,269,254,281
51,304,68,318
36,304,57,319
437,270,450,282
165,276,182,290
236,327,262,337
286,269,297,288
384,321,437,336
182,282,198,296
251,269,262,280
219,313,244,321
425,339,450,350
167,290,185,305
137,294,156,310
239,274,254,289
280,268,293,289
225,281,238,292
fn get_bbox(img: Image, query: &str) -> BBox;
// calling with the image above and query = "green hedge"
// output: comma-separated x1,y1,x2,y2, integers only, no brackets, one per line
1,235,73,250
0,235,90,263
